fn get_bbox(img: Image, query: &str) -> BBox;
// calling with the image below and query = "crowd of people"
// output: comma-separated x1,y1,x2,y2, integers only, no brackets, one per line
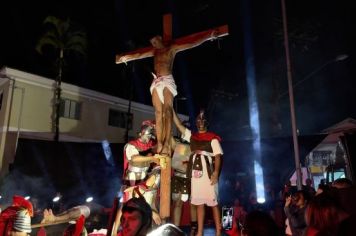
115,174,356,236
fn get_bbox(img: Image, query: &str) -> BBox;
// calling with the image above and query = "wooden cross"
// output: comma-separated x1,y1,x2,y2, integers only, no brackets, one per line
116,14,228,64
116,13,228,220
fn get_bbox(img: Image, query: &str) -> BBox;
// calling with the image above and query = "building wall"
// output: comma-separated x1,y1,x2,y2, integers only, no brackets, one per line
0,67,187,176
11,79,52,132
0,79,12,174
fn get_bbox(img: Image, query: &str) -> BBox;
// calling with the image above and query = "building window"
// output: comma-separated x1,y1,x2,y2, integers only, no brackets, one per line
60,99,81,120
108,109,133,129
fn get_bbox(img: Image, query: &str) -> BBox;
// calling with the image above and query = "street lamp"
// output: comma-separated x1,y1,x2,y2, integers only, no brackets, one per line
86,196,93,203
52,193,62,202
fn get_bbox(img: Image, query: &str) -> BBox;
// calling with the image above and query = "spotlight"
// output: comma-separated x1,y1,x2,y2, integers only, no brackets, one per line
24,196,31,200
254,160,266,204
257,197,266,204
85,196,93,203
52,193,61,202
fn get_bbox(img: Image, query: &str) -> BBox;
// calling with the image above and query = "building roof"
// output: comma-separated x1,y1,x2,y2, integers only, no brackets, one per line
320,118,356,144
322,118,356,134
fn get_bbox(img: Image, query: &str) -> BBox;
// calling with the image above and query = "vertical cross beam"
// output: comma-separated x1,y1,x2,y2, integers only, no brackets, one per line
159,156,171,219
162,14,172,43
159,13,173,220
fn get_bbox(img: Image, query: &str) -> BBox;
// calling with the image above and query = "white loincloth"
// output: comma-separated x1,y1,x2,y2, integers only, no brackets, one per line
150,73,177,104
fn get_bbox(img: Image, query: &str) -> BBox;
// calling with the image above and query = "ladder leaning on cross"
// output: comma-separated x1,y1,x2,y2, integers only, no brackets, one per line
115,13,229,220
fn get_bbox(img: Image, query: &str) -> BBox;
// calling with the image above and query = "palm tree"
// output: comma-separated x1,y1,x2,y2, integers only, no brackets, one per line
36,16,87,141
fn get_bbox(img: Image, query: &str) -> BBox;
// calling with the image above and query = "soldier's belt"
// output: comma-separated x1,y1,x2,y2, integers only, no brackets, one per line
194,150,213,157
174,171,188,178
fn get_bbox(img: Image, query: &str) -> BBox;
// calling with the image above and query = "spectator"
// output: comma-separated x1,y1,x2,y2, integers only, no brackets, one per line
233,180,248,207
246,192,264,213
303,178,316,199
285,218,292,236
0,195,33,235
284,190,309,236
331,178,356,216
304,192,349,236
240,210,279,236
331,177,353,189
232,198,247,228
118,197,153,236
316,179,329,195
281,180,297,200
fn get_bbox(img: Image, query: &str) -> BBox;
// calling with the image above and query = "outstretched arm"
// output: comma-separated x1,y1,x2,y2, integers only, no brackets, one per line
116,46,154,64
172,25,228,53
41,206,90,224
173,109,186,134
131,154,160,165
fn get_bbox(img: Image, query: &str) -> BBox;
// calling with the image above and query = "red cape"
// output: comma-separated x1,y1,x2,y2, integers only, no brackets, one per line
123,139,156,175
191,131,221,142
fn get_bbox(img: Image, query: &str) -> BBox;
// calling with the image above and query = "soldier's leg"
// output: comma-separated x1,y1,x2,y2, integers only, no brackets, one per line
212,205,222,236
196,204,205,236
173,194,183,226
190,204,198,236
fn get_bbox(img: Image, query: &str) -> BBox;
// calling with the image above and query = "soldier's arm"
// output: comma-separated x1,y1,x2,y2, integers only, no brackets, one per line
131,155,160,165
173,109,186,134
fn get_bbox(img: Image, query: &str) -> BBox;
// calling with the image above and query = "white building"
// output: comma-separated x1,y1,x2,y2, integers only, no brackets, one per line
0,67,187,177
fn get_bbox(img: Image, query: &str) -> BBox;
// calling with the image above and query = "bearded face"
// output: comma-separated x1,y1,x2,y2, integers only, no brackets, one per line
150,35,164,49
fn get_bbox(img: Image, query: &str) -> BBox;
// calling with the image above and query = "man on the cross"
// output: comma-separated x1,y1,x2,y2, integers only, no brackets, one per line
116,15,228,219
117,31,219,157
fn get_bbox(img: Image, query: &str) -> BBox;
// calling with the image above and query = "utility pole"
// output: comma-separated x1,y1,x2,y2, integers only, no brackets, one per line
281,0,302,190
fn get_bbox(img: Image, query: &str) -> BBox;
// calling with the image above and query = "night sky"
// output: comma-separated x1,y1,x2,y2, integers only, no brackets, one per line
1,0,355,140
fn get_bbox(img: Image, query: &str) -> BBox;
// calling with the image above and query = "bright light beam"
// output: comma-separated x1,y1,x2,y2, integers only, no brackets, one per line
242,0,265,202
254,160,266,203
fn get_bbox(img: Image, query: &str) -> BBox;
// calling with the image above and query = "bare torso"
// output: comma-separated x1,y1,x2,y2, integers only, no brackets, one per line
153,47,176,76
